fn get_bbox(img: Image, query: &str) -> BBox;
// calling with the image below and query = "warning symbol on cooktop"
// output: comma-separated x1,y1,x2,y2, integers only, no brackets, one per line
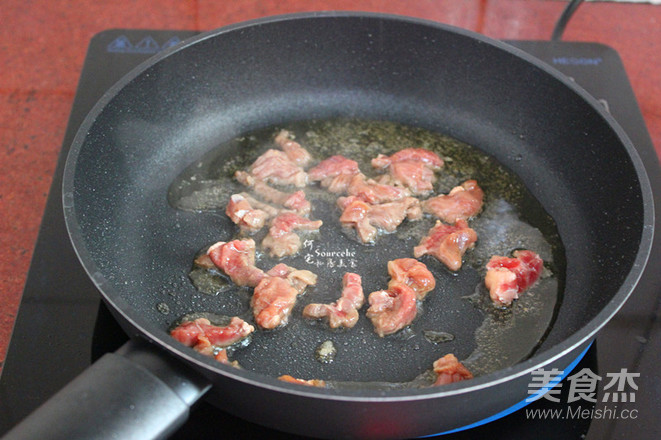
161,37,182,50
107,35,183,54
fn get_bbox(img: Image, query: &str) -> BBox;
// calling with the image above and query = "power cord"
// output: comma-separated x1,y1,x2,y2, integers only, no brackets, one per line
551,0,585,41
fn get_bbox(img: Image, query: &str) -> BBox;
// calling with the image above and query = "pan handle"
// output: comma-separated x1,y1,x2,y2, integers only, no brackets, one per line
2,339,211,440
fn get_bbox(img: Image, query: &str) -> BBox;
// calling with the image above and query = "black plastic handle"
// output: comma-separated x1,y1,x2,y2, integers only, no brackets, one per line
2,340,211,440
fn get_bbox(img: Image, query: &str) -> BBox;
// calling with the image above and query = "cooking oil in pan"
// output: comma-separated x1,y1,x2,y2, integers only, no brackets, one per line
167,119,564,386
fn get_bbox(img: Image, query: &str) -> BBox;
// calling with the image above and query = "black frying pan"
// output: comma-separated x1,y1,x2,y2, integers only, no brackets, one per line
5,12,654,440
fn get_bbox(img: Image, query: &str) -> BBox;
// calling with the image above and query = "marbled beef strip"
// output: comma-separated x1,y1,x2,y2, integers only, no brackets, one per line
171,317,254,348
422,179,484,224
387,258,436,300
366,282,418,337
432,354,473,386
207,239,265,287
485,250,543,306
413,219,477,271
371,148,444,170
338,197,376,243
371,148,444,196
250,263,317,330
338,196,421,243
346,173,412,204
261,212,323,258
235,170,311,216
308,155,361,193
234,192,280,218
170,317,254,366
266,263,318,294
278,375,327,387
367,197,422,232
249,149,308,188
303,272,364,328
274,129,313,168
382,161,437,195
225,194,270,233
251,276,299,329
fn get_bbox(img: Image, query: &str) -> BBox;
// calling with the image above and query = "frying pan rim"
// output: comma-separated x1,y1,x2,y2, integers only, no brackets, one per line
62,11,655,401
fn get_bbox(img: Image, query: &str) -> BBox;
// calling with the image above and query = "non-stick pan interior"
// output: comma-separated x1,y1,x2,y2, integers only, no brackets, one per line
64,14,648,390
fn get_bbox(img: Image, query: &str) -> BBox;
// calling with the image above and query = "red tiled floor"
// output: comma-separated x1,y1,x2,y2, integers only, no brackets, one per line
0,0,200,370
0,91,72,360
196,0,485,31
2,1,197,91
564,3,661,152
482,1,661,155
1,0,660,372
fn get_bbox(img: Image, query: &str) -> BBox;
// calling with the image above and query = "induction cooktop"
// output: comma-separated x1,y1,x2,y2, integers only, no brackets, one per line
1,29,659,439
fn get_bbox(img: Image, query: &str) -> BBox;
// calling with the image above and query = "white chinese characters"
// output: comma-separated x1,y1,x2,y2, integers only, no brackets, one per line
527,367,640,403
302,240,358,269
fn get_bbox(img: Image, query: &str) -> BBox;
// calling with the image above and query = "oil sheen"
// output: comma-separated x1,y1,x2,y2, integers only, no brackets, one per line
167,119,565,386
